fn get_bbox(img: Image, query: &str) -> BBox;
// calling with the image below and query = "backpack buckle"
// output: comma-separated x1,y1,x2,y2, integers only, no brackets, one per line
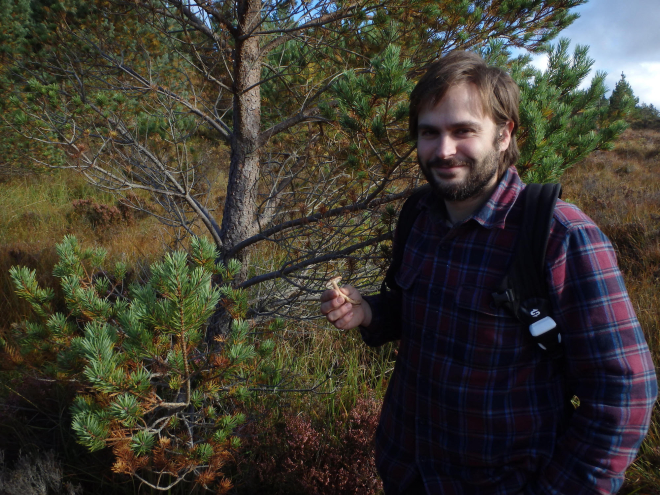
529,316,561,350
492,288,515,306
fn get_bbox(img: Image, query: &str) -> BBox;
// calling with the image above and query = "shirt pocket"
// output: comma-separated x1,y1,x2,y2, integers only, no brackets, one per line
393,252,424,343
454,284,502,316
453,284,533,369
394,252,422,290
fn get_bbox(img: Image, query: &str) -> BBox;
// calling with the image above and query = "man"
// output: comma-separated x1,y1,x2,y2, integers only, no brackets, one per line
319,51,657,494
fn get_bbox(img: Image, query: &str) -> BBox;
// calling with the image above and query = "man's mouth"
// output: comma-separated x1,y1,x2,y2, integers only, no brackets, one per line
426,158,470,170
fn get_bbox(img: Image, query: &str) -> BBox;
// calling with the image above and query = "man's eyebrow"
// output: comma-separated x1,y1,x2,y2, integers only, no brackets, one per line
417,120,484,130
449,120,483,130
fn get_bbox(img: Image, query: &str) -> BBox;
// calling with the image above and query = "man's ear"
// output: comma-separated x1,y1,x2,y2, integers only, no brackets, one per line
498,121,515,152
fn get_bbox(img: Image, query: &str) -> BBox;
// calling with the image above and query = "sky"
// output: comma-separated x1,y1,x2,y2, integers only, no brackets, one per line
522,0,660,108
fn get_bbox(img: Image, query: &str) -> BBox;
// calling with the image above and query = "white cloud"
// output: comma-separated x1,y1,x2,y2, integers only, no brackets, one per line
527,53,549,73
622,62,660,108
510,0,660,107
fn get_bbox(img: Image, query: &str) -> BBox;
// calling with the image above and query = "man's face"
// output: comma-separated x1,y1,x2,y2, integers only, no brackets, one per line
416,83,511,202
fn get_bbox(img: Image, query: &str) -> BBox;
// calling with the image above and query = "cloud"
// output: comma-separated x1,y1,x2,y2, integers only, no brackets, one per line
559,0,660,106
516,0,660,107
564,0,660,62
622,62,660,108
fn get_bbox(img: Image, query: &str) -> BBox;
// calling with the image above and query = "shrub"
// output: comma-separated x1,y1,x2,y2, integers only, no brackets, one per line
71,199,132,228
237,396,383,494
4,235,279,492
0,450,82,495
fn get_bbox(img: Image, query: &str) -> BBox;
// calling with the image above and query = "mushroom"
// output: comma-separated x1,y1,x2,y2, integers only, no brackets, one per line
326,276,361,305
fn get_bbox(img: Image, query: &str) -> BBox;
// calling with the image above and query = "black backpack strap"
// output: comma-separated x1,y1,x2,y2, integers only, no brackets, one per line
492,183,563,357
383,185,431,292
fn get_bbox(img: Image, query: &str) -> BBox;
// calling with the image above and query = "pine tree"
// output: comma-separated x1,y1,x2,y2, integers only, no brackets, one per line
6,235,288,492
608,72,638,120
634,103,660,127
0,0,628,326
0,0,94,177
510,40,628,182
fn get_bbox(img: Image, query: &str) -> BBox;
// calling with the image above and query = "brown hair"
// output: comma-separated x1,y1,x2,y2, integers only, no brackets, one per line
409,51,520,175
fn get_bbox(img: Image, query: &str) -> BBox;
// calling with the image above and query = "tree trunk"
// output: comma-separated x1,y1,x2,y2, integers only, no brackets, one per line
220,0,262,271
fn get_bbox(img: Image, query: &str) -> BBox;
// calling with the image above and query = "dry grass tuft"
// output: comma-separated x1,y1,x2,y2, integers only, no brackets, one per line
0,450,82,495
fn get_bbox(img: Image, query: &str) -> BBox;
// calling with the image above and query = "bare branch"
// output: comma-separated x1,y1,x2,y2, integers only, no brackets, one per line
167,0,238,37
230,146,417,257
78,34,233,142
253,3,361,42
258,107,325,147
237,231,391,289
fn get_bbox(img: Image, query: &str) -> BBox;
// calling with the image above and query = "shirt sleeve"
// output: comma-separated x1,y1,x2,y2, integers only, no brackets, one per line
359,197,415,348
526,221,658,494
359,287,403,347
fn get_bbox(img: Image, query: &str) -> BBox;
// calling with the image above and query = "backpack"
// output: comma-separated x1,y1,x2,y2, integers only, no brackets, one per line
382,183,563,357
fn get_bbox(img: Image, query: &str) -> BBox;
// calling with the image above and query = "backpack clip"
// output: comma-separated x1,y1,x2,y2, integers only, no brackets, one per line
519,298,562,355
492,288,515,306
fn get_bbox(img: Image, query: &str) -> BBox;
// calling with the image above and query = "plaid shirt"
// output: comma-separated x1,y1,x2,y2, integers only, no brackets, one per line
361,167,657,495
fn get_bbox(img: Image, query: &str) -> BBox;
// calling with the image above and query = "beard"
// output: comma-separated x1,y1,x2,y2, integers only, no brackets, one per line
418,147,501,202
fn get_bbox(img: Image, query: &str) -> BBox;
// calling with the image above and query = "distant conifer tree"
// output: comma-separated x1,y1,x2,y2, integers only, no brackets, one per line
634,103,660,127
609,72,639,120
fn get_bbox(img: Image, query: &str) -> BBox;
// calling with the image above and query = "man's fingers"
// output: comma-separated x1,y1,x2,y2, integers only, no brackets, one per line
324,301,352,322
320,289,348,313
333,311,354,329
320,288,344,304
319,285,365,329
320,288,337,303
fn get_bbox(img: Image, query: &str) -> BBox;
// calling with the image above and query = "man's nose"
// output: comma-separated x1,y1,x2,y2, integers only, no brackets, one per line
433,134,456,159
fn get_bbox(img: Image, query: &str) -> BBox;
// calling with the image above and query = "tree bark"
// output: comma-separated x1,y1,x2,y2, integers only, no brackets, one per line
220,0,262,270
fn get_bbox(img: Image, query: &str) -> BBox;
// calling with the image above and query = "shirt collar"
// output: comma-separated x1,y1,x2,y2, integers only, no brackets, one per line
417,166,524,230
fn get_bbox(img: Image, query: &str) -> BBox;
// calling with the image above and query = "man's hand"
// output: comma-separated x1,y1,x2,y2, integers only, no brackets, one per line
320,284,372,330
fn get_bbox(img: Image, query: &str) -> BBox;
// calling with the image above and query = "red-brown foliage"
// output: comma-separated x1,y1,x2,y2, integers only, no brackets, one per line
71,198,133,228
235,397,383,494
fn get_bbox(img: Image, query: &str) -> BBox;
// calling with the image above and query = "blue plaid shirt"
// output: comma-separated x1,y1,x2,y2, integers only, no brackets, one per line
362,167,657,494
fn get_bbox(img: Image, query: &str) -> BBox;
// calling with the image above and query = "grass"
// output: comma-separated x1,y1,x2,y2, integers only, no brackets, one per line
0,169,168,256
0,168,222,331
0,125,659,493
